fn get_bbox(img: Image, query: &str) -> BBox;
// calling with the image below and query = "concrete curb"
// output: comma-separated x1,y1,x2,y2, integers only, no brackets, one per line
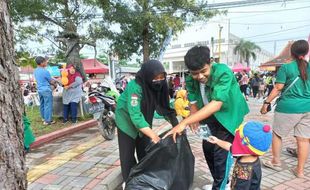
30,119,98,149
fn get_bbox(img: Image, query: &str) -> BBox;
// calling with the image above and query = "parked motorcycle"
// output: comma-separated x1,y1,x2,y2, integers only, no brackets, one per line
84,80,118,140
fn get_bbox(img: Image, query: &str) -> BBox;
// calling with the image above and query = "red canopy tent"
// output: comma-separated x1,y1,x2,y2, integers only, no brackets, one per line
81,58,109,74
232,63,250,72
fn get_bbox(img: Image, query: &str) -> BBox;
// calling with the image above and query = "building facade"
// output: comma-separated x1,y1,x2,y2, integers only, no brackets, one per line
162,21,273,73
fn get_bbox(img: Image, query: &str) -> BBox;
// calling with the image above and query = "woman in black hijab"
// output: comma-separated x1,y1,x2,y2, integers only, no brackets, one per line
115,60,178,183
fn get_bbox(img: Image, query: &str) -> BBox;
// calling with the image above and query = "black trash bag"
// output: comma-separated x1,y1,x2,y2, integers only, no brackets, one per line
125,134,195,190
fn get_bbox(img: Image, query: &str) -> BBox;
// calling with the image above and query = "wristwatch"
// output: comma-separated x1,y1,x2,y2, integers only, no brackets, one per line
263,100,271,105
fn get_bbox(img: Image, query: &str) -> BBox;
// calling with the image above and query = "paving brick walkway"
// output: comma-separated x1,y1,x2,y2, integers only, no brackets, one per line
191,98,310,190
27,99,310,190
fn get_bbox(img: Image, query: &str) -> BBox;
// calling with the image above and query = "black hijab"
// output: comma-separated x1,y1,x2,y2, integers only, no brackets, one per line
135,60,178,127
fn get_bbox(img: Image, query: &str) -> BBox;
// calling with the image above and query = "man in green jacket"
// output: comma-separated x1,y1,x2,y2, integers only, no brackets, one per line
165,46,249,190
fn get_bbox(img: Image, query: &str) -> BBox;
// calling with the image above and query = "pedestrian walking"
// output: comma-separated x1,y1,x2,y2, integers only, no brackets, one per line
240,70,249,101
258,74,265,99
165,46,249,190
251,73,260,98
261,40,310,178
115,60,179,187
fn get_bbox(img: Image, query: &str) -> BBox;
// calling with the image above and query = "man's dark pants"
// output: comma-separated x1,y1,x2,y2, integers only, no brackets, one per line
202,116,234,190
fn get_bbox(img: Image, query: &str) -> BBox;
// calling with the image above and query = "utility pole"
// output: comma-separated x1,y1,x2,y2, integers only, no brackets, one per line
227,19,230,65
273,41,277,55
218,24,223,62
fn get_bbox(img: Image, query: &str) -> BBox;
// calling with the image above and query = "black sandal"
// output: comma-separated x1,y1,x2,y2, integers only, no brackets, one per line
286,147,297,158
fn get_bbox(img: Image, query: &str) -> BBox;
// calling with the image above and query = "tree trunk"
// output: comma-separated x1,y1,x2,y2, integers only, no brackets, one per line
142,22,150,63
63,20,87,81
65,38,87,81
246,59,250,68
0,1,27,189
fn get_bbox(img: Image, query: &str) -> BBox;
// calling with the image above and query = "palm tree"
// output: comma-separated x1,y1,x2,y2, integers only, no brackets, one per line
233,39,261,67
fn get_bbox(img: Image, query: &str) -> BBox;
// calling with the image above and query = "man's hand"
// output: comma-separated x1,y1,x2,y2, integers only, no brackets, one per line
163,122,187,143
151,135,161,144
206,136,219,144
189,104,199,132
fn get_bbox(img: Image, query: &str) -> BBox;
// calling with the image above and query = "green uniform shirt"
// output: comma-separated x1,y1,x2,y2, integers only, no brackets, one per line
275,60,310,113
186,63,249,135
115,80,150,139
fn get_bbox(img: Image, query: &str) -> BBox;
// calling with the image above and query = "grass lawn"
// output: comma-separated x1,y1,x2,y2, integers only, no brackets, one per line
25,106,93,137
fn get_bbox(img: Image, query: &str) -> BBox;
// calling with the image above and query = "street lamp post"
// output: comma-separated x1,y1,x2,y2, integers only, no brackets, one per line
108,53,118,81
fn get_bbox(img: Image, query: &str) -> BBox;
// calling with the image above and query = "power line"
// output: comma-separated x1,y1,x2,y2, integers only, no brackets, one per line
243,24,310,39
253,36,308,43
208,19,309,25
227,5,310,13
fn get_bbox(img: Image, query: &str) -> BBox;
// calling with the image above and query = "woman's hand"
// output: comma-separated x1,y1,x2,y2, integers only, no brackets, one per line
260,104,269,114
163,122,187,143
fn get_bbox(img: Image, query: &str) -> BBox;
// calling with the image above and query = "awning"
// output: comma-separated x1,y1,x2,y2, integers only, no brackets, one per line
81,59,109,74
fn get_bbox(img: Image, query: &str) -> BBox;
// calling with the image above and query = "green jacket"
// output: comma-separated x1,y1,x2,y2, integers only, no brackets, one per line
115,80,150,139
186,63,249,134
23,115,35,149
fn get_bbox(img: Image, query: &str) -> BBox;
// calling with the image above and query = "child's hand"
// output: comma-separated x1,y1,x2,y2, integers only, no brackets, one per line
207,136,218,144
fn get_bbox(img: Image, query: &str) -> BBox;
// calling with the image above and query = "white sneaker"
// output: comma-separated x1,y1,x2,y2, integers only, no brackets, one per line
225,183,231,190
202,184,212,190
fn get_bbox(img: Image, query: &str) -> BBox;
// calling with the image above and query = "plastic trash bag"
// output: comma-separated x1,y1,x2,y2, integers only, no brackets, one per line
125,134,195,190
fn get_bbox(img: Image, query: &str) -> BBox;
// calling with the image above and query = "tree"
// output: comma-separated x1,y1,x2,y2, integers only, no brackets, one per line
233,39,261,67
10,0,110,80
0,0,27,189
96,0,220,63
16,51,37,68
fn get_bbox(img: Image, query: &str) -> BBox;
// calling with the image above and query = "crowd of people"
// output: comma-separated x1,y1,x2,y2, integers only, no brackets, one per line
236,70,276,101
21,39,309,190
116,40,309,190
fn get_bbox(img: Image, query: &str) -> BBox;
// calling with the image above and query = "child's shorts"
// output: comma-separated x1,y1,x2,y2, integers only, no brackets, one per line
273,112,310,138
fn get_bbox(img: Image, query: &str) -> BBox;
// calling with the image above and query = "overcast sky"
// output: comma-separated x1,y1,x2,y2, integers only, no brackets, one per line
27,0,310,58
204,0,310,54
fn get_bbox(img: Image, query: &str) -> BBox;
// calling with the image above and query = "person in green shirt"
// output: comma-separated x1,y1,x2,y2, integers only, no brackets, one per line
261,40,310,178
165,46,249,190
115,60,179,184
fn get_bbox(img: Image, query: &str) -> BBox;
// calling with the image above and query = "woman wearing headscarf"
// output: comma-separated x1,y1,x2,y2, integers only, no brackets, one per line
115,60,179,183
174,89,190,118
62,64,83,124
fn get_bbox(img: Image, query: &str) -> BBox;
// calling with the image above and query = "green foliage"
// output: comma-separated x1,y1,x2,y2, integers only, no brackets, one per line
233,39,261,67
80,54,89,59
97,54,109,65
10,0,108,54
16,51,36,68
95,0,220,60
118,59,128,66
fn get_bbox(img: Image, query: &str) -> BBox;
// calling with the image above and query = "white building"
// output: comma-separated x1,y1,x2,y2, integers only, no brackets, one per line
162,21,273,73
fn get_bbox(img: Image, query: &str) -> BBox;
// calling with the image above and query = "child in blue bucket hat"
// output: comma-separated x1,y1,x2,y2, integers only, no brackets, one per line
207,121,272,190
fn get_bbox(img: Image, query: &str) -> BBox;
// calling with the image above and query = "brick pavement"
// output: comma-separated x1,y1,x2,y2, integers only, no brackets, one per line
191,98,310,190
27,99,310,190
